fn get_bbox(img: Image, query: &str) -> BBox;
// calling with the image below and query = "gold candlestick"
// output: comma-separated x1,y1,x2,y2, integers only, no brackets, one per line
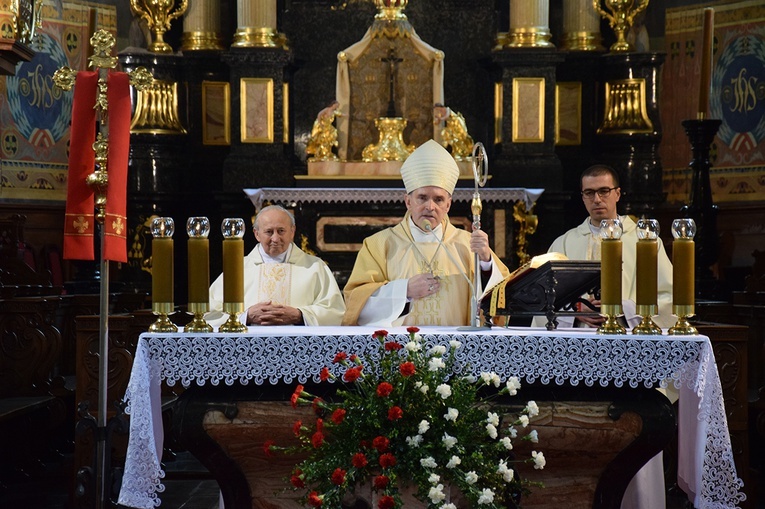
150,217,178,332
633,218,661,335
598,218,625,335
669,218,698,335
219,217,247,333
185,217,213,333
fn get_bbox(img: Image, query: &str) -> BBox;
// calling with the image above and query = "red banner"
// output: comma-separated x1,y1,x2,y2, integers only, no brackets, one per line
63,71,131,263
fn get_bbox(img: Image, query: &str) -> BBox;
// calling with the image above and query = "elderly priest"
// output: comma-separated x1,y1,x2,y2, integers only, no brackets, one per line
343,139,509,327
206,205,345,327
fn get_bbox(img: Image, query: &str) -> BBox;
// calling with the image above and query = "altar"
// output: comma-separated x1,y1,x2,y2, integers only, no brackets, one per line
117,327,745,509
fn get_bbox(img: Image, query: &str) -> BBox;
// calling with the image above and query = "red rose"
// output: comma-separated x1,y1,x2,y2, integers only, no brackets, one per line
387,406,403,420
308,491,323,507
331,468,346,485
331,408,346,424
399,361,416,377
333,352,347,364
293,420,302,437
374,329,389,338
320,367,331,381
311,431,325,448
344,366,363,382
384,341,403,351
379,452,396,468
372,435,389,452
263,440,275,457
376,382,393,397
351,452,368,468
373,475,390,490
378,495,396,509
291,384,305,408
290,469,305,488
406,326,419,334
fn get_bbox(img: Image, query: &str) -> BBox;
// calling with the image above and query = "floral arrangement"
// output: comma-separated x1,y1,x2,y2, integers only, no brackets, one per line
265,327,545,509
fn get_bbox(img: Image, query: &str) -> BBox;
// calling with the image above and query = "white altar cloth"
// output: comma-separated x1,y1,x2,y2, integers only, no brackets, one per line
117,326,745,509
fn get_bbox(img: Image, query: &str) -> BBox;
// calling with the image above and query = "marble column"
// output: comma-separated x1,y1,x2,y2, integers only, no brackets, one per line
182,0,224,51
507,0,553,48
561,0,604,51
233,0,283,48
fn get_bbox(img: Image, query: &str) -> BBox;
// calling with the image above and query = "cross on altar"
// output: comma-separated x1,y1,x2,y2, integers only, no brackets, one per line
381,46,403,117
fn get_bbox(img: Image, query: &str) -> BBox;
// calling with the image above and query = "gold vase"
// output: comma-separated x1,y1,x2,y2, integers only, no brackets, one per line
362,117,414,162
593,0,649,53
130,0,188,53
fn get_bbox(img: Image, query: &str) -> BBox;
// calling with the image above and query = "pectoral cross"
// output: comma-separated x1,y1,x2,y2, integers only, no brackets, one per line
381,47,403,117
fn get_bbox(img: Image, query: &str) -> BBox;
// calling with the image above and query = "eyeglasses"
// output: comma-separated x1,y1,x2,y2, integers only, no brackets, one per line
581,187,617,200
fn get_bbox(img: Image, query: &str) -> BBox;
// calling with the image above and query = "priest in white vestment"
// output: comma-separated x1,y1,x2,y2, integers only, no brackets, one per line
342,140,509,327
206,205,345,327
533,164,673,509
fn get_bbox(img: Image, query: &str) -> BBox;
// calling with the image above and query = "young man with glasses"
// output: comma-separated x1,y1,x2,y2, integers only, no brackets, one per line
538,164,674,330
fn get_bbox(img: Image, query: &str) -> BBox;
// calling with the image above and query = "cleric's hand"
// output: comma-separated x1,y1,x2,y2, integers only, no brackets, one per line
247,301,303,325
407,273,440,300
576,298,604,327
470,229,492,262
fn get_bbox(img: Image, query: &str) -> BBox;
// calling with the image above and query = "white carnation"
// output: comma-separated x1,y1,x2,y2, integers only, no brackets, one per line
519,415,530,428
428,484,446,504
446,455,461,469
464,471,478,485
406,435,423,447
532,450,546,469
442,433,457,450
428,357,446,371
449,340,461,349
486,411,499,427
420,457,437,468
429,345,447,356
444,407,459,421
436,383,452,399
528,429,539,443
418,420,430,434
500,437,513,450
526,400,539,418
477,488,495,505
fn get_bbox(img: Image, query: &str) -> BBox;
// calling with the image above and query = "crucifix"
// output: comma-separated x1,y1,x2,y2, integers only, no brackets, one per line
381,46,403,117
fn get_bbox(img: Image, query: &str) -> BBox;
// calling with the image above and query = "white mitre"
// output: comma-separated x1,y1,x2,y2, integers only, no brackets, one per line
400,139,459,195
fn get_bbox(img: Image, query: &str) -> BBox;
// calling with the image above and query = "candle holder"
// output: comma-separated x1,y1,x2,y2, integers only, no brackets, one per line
669,218,698,335
149,217,178,333
219,217,247,333
597,218,625,335
185,216,213,333
632,218,662,335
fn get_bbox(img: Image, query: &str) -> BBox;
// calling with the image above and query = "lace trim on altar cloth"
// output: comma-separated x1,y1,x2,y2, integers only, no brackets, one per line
118,331,746,509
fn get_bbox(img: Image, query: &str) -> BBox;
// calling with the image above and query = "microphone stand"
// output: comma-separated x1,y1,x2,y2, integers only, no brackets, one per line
462,143,489,330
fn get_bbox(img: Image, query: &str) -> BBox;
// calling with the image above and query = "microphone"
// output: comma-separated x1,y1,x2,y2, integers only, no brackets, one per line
422,221,490,330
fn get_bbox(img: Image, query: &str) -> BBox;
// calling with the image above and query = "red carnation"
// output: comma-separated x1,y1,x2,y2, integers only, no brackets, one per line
379,452,397,468
374,329,389,338
308,491,323,507
333,352,347,364
331,468,347,486
399,361,416,377
406,326,419,334
291,384,305,408
350,354,359,362
290,469,305,488
373,475,390,490
378,495,396,509
312,397,325,414
331,408,346,424
351,452,368,468
344,366,363,382
384,341,403,351
372,435,389,452
316,418,324,432
319,367,331,381
311,430,325,448
293,420,302,437
376,382,393,397
387,406,403,421
263,440,275,457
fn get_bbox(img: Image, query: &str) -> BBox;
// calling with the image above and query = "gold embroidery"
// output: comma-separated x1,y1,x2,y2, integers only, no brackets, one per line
258,263,292,304
74,216,89,233
112,217,125,235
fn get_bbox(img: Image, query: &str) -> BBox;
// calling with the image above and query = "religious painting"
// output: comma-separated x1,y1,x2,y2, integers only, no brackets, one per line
662,0,765,204
555,82,582,146
240,78,274,143
512,78,545,143
201,81,230,146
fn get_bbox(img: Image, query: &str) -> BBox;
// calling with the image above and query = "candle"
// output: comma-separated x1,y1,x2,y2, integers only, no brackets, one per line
673,239,695,306
671,218,697,307
635,218,659,308
636,239,658,306
600,239,622,306
698,8,714,117
221,218,246,306
187,217,211,305
151,216,175,307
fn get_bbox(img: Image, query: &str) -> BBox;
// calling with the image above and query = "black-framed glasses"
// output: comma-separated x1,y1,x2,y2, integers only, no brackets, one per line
581,187,617,200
